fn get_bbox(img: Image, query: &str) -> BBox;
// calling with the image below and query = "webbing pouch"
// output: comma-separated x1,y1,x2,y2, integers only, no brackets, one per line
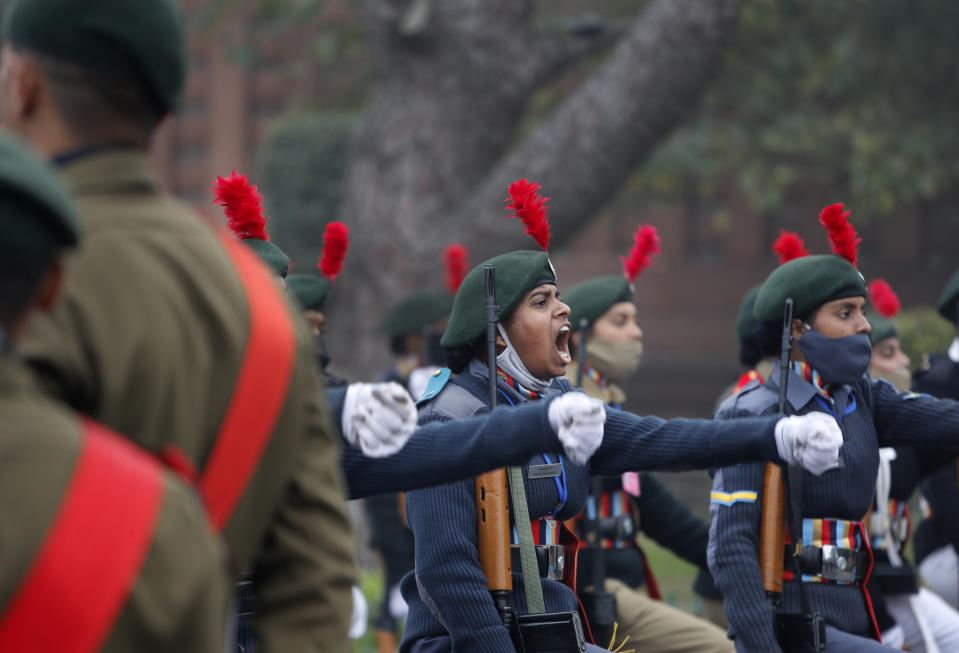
775,612,827,653
775,465,826,652
514,611,587,653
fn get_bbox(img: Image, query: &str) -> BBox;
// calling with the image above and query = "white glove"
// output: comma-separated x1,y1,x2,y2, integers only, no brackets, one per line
341,382,417,458
774,412,843,476
880,624,905,649
349,585,368,640
548,393,606,466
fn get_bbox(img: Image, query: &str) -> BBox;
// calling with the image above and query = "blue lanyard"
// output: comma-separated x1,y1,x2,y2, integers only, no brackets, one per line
497,388,568,519
541,453,568,519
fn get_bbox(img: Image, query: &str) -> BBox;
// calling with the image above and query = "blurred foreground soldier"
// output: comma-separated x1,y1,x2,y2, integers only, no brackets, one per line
563,225,733,653
864,279,959,651
1,1,355,650
709,205,959,652
912,268,959,610
401,181,843,653
0,133,229,653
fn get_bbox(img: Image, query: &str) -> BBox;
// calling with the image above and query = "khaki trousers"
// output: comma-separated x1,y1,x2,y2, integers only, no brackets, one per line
604,578,734,653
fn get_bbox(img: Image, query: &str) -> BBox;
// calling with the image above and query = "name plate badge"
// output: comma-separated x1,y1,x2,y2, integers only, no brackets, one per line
528,463,562,479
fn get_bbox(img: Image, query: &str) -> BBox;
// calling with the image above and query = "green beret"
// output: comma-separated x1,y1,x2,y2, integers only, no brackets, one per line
754,255,866,324
3,0,188,111
243,239,289,278
382,291,453,337
936,270,959,325
736,286,762,340
442,250,556,349
0,132,80,256
287,274,331,313
565,276,632,328
868,315,898,346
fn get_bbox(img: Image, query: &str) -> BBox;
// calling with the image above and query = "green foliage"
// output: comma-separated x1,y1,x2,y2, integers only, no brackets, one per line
894,307,955,372
635,0,959,220
257,112,356,270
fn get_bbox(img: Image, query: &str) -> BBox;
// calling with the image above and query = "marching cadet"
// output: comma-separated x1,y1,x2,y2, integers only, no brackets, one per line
911,268,959,610
563,225,733,653
0,1,355,650
0,132,229,653
400,180,844,653
708,204,959,652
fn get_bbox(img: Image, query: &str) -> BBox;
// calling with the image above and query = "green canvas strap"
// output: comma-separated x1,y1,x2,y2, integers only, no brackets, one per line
508,465,546,614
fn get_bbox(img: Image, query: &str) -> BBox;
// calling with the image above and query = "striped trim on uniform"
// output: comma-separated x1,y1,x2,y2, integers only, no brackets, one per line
710,490,758,507
783,518,865,585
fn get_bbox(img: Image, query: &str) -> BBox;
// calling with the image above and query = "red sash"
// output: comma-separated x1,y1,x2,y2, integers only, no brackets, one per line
0,420,164,653
198,233,296,531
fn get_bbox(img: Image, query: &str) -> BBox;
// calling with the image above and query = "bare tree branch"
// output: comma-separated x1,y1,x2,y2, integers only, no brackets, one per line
456,0,745,260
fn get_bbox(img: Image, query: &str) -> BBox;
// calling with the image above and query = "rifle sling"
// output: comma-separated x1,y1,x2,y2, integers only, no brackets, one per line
508,465,547,614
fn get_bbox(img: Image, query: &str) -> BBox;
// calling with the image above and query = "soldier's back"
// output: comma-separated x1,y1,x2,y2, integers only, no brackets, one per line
20,149,355,650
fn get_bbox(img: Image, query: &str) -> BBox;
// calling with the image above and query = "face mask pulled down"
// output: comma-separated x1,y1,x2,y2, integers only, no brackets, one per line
796,329,872,387
585,337,643,383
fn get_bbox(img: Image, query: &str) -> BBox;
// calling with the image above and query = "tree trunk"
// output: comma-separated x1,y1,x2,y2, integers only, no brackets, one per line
332,0,743,377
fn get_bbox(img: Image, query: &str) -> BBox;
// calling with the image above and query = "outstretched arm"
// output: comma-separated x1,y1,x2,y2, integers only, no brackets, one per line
873,379,959,449
335,389,560,499
590,410,782,475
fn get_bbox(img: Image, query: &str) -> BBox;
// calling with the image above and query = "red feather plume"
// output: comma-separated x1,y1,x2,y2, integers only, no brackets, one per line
868,279,901,319
213,170,269,240
505,179,550,251
771,230,809,264
819,203,861,268
444,244,469,294
318,222,349,282
621,224,661,282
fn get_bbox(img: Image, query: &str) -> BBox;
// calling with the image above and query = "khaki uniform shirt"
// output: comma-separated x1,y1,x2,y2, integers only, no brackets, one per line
0,356,228,653
21,150,355,652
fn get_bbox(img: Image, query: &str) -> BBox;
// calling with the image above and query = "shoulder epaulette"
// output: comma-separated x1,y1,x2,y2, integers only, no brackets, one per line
416,368,452,406
719,380,776,418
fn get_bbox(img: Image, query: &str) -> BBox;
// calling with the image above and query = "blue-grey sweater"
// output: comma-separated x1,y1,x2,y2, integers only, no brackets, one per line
708,370,959,653
400,360,787,653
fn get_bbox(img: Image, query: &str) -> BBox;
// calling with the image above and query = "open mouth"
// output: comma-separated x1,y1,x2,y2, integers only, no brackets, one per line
555,323,572,364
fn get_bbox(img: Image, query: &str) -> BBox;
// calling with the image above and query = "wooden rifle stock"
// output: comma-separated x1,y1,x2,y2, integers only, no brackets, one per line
760,297,794,604
476,469,512,591
476,264,515,627
759,463,786,596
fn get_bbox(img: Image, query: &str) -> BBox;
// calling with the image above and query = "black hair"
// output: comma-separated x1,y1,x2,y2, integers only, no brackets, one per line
35,53,165,146
756,305,816,358
739,336,763,368
445,340,485,374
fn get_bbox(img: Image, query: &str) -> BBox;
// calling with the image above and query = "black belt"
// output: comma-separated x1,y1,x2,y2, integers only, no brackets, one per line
511,544,567,581
785,544,869,584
